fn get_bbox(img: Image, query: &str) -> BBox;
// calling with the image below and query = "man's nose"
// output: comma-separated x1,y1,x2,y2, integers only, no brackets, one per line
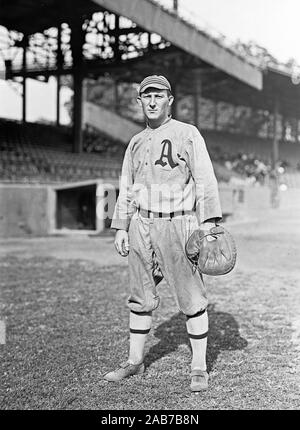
149,96,156,107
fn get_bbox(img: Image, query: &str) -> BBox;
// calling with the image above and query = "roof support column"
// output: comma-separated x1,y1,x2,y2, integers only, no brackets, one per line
71,17,85,153
22,35,28,124
56,24,63,127
56,76,61,127
147,33,153,52
113,15,121,63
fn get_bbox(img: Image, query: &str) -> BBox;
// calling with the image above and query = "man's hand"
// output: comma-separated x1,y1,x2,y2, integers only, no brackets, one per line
200,219,217,241
114,229,130,257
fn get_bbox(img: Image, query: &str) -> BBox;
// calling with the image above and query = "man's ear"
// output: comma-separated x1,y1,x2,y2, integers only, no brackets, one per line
136,96,142,107
168,96,174,107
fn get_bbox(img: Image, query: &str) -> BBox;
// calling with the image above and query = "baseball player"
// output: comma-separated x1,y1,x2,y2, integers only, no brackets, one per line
103,75,222,392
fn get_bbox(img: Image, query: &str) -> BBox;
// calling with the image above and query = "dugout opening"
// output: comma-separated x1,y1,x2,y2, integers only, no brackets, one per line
51,179,120,235
56,184,97,231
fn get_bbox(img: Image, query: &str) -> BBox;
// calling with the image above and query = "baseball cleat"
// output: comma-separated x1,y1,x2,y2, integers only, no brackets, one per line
103,361,145,382
190,369,209,392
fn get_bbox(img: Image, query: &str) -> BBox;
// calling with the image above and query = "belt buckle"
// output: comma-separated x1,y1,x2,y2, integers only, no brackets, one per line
149,211,154,219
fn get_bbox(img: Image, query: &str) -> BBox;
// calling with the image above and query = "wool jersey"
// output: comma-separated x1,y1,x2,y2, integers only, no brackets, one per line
111,118,222,231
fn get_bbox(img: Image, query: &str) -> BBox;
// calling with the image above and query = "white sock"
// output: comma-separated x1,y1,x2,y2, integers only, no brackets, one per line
128,311,152,364
186,311,208,371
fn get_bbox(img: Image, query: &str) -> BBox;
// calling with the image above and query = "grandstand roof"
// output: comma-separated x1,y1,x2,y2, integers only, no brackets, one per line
0,0,99,34
1,0,299,119
0,0,262,89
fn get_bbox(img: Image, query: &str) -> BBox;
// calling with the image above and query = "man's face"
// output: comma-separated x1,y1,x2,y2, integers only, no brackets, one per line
138,88,173,124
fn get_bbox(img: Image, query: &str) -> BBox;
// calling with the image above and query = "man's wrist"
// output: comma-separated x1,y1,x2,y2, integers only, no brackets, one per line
200,219,216,231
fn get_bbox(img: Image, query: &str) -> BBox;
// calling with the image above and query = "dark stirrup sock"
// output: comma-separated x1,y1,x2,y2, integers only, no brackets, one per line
130,328,151,334
185,309,207,321
130,310,153,316
187,331,208,340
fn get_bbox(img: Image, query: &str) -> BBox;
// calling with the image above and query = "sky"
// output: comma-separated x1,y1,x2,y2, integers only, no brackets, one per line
177,0,300,64
0,78,72,124
0,0,299,123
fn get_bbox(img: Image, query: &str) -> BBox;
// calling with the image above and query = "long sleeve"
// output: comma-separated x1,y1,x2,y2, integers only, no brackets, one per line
111,145,136,231
183,126,222,224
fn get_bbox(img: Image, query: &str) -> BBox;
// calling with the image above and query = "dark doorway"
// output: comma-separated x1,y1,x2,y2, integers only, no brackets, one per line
56,184,96,230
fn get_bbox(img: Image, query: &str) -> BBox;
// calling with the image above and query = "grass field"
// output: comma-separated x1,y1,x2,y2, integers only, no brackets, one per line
0,207,300,410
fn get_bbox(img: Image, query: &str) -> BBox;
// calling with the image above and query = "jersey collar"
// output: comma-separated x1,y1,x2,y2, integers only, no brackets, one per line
146,115,172,131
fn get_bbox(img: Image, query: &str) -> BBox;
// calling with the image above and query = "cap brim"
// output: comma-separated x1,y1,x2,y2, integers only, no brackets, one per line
139,83,170,93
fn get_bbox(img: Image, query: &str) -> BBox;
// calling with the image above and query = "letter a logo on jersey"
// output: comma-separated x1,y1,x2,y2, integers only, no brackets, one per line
155,139,178,169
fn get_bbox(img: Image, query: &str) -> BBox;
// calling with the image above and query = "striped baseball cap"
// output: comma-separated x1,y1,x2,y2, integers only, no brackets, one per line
138,75,172,94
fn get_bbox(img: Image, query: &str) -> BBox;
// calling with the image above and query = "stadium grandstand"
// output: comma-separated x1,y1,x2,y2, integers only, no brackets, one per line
1,0,300,235
0,118,123,183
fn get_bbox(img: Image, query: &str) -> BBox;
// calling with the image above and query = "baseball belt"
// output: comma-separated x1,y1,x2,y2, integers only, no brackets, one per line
138,209,195,219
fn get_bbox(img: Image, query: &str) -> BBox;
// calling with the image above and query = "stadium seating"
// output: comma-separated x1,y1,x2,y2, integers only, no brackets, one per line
0,118,239,184
202,129,300,186
203,129,300,169
1,118,300,186
0,118,124,183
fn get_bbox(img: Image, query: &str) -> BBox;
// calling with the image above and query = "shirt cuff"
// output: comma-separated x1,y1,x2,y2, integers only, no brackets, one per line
110,218,131,231
196,204,223,224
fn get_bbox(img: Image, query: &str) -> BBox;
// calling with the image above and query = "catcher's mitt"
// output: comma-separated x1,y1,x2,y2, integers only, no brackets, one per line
185,225,237,276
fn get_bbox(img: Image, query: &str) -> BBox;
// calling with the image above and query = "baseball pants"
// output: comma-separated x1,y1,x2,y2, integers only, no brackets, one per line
127,212,208,316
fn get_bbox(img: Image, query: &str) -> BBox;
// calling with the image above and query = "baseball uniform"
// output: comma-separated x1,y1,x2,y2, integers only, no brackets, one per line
111,116,222,316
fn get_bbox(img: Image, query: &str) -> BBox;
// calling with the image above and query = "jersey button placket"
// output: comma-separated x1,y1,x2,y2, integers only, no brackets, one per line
146,134,152,167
